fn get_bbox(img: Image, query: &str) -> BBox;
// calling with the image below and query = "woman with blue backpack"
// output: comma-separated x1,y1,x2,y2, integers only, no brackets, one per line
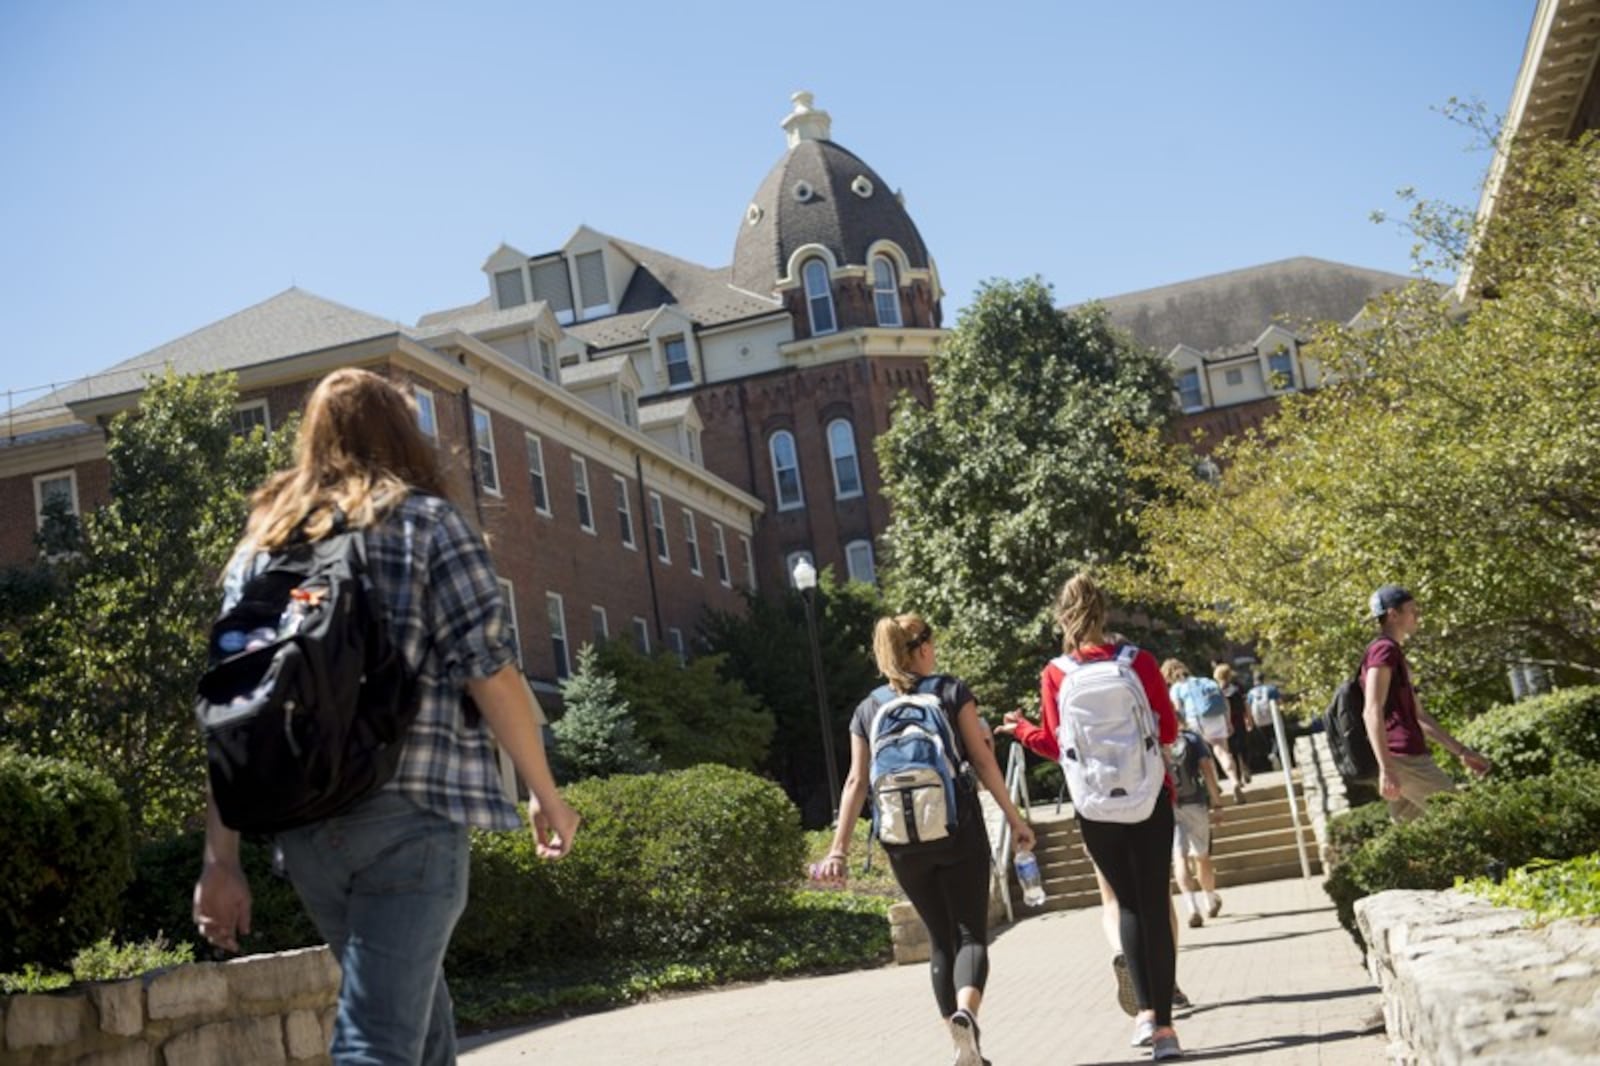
816,613,1034,1066
999,573,1185,1061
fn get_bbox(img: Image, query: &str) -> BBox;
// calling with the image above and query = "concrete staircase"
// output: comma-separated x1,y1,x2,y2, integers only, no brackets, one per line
1012,771,1320,914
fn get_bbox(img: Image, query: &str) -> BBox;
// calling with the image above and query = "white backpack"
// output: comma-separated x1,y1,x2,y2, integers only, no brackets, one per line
1053,645,1166,824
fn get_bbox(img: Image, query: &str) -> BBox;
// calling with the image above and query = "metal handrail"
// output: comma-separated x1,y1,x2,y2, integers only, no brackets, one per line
992,740,1031,924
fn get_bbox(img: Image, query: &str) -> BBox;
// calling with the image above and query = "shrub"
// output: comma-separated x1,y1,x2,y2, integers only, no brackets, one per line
1327,766,1600,947
447,825,580,971
1457,685,1600,780
1459,852,1600,923
550,764,805,954
0,750,133,969
70,935,194,982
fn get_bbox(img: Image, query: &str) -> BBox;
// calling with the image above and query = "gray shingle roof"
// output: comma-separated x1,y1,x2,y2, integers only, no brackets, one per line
9,288,403,419
731,139,931,295
638,396,696,424
1085,257,1415,354
412,300,549,340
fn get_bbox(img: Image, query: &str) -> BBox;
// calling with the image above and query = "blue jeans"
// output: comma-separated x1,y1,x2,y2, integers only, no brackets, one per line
279,791,469,1065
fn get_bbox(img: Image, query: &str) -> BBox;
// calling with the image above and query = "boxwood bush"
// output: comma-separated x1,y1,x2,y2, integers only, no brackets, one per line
1457,685,1600,780
0,749,133,970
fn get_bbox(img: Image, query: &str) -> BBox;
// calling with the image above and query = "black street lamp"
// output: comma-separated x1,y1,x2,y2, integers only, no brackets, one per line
792,557,840,824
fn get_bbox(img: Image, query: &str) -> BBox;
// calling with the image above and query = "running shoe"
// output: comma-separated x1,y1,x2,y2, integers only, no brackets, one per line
1187,911,1203,928
1152,1033,1184,1060
949,1008,985,1066
1131,1016,1157,1047
1208,894,1223,919
1172,987,1192,1010
1112,953,1138,1016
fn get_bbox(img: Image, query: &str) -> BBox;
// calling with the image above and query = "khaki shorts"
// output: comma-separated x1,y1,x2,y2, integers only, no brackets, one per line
1386,753,1456,823
1172,803,1212,858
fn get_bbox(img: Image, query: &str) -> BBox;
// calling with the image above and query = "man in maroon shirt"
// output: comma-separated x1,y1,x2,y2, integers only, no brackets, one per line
1362,584,1491,822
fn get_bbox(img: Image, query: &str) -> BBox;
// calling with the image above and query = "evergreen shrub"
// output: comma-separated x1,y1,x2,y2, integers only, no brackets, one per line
1457,685,1600,779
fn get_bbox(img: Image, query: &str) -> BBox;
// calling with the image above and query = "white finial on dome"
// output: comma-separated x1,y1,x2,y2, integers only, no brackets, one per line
782,90,832,148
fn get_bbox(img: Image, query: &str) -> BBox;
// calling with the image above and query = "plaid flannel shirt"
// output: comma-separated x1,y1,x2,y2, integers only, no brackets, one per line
223,493,522,831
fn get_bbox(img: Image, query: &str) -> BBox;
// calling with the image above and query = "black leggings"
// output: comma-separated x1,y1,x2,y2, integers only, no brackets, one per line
1079,795,1177,1026
887,804,992,1018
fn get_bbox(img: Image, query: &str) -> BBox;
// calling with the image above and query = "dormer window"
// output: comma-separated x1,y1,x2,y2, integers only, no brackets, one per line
872,256,901,327
664,337,693,388
1268,348,1296,390
530,259,575,324
495,269,527,310
576,251,611,316
687,428,702,465
803,259,836,336
621,386,639,428
1177,368,1204,411
537,336,556,382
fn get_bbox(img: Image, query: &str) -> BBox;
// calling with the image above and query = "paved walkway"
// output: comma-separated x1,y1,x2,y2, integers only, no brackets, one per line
460,876,1387,1065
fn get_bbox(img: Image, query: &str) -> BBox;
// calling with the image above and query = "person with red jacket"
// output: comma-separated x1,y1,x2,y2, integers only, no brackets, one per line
998,573,1183,1061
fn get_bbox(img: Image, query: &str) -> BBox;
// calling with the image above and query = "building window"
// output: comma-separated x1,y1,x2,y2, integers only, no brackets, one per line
768,430,804,510
631,616,651,654
231,400,270,436
494,268,526,309
472,406,500,495
537,336,557,382
683,510,702,575
803,259,836,335
872,255,901,326
572,456,595,533
575,250,609,313
845,540,876,585
547,593,570,679
649,491,670,563
664,337,693,388
413,387,438,441
827,419,863,499
712,524,731,586
530,258,575,321
687,428,702,465
33,470,79,532
591,605,609,644
525,434,551,514
620,386,638,428
1224,367,1244,387
614,474,636,548
1177,369,1203,411
497,579,524,667
741,534,757,591
1268,349,1296,389
668,627,687,666
785,551,815,588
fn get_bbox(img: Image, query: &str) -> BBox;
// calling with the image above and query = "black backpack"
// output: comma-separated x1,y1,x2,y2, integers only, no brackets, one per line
194,519,417,834
1322,671,1378,784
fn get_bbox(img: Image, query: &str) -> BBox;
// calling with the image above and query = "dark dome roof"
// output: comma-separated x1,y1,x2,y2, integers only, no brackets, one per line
732,138,932,295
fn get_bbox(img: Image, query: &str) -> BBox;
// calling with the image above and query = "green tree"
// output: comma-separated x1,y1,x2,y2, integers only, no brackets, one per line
876,277,1178,713
3,372,294,837
592,639,774,773
1122,131,1600,715
551,643,657,782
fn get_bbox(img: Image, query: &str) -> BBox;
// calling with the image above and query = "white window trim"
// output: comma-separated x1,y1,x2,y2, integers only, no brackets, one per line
712,524,731,587
649,491,671,564
1176,368,1206,413
803,258,837,336
498,578,525,668
32,469,80,531
591,605,610,642
614,473,637,550
472,405,501,496
414,387,438,442
547,592,571,679
872,255,901,327
232,399,271,435
668,627,687,666
845,539,876,585
683,509,702,576
525,433,552,516
632,615,651,655
827,419,863,500
572,456,596,535
769,430,805,511
741,534,757,591
663,335,696,390
537,335,557,382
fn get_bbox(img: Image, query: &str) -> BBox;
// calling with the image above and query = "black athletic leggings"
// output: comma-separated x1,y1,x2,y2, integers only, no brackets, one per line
886,798,992,1018
1078,794,1177,1026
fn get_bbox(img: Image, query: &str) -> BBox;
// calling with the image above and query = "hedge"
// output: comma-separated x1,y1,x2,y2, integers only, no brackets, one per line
1324,765,1600,947
0,749,133,970
1457,685,1600,780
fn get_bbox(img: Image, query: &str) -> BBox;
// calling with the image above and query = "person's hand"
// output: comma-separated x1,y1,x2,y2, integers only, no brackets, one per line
813,852,848,885
528,792,581,859
193,861,252,953
1010,816,1036,853
1209,805,1224,825
995,710,1027,737
1461,749,1492,777
1378,767,1401,800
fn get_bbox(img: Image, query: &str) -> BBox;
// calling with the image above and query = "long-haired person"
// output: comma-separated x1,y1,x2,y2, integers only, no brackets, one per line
192,368,579,1065
818,614,1035,1066
999,574,1184,1061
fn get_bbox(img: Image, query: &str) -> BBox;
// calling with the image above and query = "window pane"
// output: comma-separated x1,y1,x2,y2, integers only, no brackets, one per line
591,606,609,642
615,476,634,546
1269,352,1295,388
713,525,730,584
683,511,701,574
573,458,593,529
473,408,499,493
664,337,693,387
632,617,650,654
770,431,803,509
650,493,670,562
828,420,861,497
530,259,574,313
526,436,549,512
803,260,835,334
547,595,569,679
1178,370,1203,410
872,257,901,326
576,251,608,310
846,541,876,584
495,269,526,308
415,392,437,439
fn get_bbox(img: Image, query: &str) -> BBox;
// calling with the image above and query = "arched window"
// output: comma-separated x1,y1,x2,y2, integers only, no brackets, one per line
803,259,836,336
872,255,901,326
769,430,804,510
827,419,862,499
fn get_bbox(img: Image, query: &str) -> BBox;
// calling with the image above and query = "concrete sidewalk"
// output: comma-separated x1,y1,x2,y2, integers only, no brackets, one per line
460,876,1388,1065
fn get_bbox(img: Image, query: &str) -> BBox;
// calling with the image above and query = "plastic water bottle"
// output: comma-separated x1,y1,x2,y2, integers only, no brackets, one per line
1014,849,1046,907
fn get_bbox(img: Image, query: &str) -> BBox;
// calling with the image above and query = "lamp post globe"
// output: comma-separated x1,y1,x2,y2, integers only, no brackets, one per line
791,556,839,823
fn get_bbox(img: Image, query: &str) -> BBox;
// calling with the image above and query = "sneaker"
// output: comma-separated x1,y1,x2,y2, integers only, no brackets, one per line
949,1008,984,1066
1112,953,1138,1017
1187,911,1203,928
1208,894,1223,919
1234,783,1247,803
1172,987,1192,1010
1152,1033,1184,1060
1131,1016,1157,1047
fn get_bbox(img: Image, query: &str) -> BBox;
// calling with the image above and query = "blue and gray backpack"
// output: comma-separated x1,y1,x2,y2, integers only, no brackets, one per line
866,676,967,846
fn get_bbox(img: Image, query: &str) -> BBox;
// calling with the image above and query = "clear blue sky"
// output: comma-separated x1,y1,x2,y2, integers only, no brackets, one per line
0,1,1532,410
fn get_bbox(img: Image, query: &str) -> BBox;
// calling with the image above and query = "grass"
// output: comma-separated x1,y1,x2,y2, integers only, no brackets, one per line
801,828,905,899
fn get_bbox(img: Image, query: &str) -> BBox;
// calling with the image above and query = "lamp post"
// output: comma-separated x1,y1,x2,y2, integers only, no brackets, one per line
792,557,841,824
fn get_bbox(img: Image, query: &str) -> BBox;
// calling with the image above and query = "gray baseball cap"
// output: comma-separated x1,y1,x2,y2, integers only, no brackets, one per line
1368,584,1414,619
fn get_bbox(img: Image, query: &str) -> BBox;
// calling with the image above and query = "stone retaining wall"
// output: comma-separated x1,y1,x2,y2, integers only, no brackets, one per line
1294,731,1351,869
1356,888,1600,1064
0,946,338,1065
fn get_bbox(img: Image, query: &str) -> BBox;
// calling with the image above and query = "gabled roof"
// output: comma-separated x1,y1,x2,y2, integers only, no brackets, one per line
638,396,698,424
412,300,551,340
1085,257,1414,355
11,288,403,420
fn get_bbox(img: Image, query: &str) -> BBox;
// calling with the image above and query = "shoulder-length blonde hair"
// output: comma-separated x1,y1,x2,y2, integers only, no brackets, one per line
1161,659,1190,685
1054,572,1108,652
873,613,933,694
242,368,447,551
